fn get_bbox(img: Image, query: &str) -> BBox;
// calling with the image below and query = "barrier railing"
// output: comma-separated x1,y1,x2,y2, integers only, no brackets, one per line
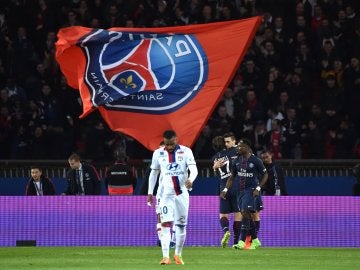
0,159,358,178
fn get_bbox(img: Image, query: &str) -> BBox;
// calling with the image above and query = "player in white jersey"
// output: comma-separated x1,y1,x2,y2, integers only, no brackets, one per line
148,130,198,265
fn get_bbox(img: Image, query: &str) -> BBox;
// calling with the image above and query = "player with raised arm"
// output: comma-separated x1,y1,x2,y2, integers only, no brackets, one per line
147,130,198,265
221,138,268,250
212,132,242,248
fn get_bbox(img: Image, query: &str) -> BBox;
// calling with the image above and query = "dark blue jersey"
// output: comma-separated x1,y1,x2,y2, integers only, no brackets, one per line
212,147,238,190
231,154,267,191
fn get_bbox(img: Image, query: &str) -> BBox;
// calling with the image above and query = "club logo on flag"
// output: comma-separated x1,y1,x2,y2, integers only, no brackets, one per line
56,17,262,150
80,29,208,114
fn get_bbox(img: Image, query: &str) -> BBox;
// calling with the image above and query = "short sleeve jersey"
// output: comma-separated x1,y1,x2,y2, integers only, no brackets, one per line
231,154,267,191
150,144,196,195
212,147,239,190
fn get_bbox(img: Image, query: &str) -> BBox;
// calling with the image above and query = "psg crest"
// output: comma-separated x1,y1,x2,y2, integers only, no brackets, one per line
79,29,209,114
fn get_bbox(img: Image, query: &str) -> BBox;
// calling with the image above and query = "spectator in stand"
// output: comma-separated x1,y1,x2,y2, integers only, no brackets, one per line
344,56,360,130
290,15,312,44
261,81,279,111
233,108,255,141
265,107,284,133
331,119,357,159
300,119,324,159
25,165,56,196
193,124,215,159
209,104,233,136
293,42,315,82
244,88,265,122
282,107,301,159
250,120,267,157
285,72,309,114
319,74,343,113
308,103,326,134
221,87,236,119
28,126,49,159
265,119,284,160
0,0,360,161
241,59,263,91
257,40,282,73
197,4,216,24
272,16,289,53
0,106,12,158
62,9,81,27
276,90,293,117
10,124,30,159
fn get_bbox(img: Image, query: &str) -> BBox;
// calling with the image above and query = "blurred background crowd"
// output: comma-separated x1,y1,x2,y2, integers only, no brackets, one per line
0,0,359,161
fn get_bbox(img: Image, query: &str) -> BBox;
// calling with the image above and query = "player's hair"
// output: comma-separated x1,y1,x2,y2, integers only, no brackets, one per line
30,165,42,172
238,138,252,148
68,153,81,161
212,136,225,152
223,132,236,141
163,130,176,139
113,150,127,162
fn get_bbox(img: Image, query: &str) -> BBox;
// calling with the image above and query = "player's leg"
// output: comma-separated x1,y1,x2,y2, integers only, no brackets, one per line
173,192,189,265
156,214,162,246
233,212,242,245
159,194,175,264
229,191,242,245
156,197,162,246
250,195,263,248
170,224,176,248
219,197,231,247
251,211,262,248
233,191,255,250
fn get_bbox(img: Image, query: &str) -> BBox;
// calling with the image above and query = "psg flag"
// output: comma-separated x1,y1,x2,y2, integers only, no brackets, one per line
56,17,261,151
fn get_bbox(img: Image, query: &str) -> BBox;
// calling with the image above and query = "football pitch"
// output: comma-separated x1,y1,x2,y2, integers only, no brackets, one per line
0,247,359,270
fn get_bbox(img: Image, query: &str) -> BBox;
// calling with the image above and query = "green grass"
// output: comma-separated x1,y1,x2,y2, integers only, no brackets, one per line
0,247,359,270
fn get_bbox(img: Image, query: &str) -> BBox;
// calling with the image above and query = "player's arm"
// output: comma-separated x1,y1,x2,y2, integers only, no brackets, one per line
220,174,235,199
253,163,268,197
259,170,268,189
185,164,198,190
147,169,160,206
147,151,160,206
185,149,198,189
212,159,223,174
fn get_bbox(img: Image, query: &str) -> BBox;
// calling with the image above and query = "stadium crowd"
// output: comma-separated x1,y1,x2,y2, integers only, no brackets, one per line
0,0,359,161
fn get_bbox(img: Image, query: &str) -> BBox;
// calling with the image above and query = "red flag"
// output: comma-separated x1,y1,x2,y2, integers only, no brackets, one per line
56,17,261,151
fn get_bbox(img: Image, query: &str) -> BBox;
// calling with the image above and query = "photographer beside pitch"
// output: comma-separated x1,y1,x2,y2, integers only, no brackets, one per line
221,138,268,249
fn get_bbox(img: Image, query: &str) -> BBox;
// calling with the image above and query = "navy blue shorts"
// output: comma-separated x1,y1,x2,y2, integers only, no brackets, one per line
220,189,240,214
255,193,263,211
238,189,261,213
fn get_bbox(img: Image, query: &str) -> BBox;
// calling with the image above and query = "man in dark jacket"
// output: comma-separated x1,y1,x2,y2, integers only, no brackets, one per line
63,153,101,195
260,150,287,195
26,166,56,196
105,150,137,195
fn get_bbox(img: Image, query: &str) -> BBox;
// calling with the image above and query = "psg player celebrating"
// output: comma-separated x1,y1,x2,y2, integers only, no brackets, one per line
221,138,268,249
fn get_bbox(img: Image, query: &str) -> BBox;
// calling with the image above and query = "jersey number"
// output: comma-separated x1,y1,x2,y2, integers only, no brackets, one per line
217,160,230,177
